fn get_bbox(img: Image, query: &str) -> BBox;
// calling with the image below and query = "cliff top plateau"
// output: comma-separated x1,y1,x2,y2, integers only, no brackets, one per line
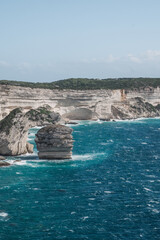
0,78,160,90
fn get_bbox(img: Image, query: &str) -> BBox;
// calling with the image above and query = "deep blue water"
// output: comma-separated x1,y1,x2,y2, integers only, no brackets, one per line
0,119,160,240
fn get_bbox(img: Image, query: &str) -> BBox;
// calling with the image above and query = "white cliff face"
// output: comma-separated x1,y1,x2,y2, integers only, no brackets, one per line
0,84,160,120
0,108,32,156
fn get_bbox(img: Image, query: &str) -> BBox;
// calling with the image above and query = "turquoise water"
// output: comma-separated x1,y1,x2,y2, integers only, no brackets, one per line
0,119,160,240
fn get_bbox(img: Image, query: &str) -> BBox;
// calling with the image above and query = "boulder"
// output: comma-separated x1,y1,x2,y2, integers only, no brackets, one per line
0,161,10,167
35,124,73,159
26,142,34,153
0,156,6,160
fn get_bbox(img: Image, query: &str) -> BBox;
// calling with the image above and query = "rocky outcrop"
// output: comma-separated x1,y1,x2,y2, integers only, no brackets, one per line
35,125,73,159
26,105,60,127
0,161,11,167
0,108,33,156
0,105,62,157
110,97,160,120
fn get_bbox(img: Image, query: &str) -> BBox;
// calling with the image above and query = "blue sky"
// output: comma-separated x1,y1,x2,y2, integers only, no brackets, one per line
0,0,160,82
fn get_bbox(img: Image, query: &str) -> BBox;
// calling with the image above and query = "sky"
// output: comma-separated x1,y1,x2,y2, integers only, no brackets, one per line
0,0,160,82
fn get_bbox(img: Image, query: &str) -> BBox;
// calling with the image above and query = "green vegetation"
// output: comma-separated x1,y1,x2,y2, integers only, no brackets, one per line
0,78,160,90
25,107,53,123
0,108,22,134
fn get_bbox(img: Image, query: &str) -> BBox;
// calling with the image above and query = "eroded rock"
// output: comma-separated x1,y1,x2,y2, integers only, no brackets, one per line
35,124,73,159
26,142,34,154
111,97,160,120
26,106,60,127
0,161,10,167
0,108,33,156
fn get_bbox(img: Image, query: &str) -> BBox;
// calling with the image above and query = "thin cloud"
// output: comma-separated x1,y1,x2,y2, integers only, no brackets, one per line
128,54,142,63
106,54,119,63
144,50,160,60
127,50,160,63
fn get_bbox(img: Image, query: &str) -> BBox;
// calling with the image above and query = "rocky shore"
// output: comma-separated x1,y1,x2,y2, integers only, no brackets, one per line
0,82,160,164
0,106,69,160
0,106,73,163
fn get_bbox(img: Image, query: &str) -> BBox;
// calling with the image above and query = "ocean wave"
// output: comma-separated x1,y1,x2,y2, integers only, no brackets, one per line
72,152,105,161
0,212,8,217
13,160,37,167
31,126,44,129
144,187,152,192
27,138,32,141
4,152,105,166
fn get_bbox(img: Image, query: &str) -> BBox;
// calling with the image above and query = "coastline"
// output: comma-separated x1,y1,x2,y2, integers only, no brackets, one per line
66,116,160,125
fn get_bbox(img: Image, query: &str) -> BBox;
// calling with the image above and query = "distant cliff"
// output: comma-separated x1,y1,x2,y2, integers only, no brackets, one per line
0,78,160,90
0,78,160,120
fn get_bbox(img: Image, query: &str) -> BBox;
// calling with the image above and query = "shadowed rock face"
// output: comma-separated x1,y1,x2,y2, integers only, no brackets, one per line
35,125,73,160
62,108,95,120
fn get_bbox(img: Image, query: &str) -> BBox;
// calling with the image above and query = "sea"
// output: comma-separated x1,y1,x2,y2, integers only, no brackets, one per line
0,118,160,240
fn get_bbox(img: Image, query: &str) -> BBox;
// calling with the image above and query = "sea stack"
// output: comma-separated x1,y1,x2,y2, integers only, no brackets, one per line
35,124,73,159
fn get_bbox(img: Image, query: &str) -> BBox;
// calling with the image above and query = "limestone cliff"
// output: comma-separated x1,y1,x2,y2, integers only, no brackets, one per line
0,108,31,156
0,84,160,120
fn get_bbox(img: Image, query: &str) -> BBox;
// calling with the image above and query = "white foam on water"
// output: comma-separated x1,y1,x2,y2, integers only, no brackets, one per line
81,216,89,221
32,126,44,129
148,180,155,183
0,212,8,217
0,186,10,190
71,211,76,215
108,139,113,143
115,118,147,123
27,138,32,141
88,198,95,201
147,175,156,178
13,160,37,168
104,191,112,194
144,187,152,192
152,209,159,214
20,152,37,157
72,152,104,161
